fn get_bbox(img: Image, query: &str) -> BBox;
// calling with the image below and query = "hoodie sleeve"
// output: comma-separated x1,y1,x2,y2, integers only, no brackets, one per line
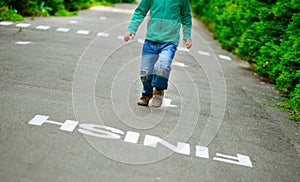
181,0,192,40
127,0,150,34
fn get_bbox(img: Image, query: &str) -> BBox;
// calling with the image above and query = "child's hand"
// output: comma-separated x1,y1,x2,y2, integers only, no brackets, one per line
124,32,135,42
183,39,192,49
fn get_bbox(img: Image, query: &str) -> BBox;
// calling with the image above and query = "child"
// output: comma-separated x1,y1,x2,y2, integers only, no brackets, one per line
124,0,192,107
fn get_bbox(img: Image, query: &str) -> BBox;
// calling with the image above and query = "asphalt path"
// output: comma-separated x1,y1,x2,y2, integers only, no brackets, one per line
0,3,299,182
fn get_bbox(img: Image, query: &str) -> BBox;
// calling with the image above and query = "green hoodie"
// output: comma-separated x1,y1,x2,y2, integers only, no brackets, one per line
127,0,192,43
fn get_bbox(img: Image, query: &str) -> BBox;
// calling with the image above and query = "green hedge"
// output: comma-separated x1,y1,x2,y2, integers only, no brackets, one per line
0,0,136,20
191,0,299,120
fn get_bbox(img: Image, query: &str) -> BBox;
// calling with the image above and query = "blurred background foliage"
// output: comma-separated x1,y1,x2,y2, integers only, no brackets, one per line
0,0,136,20
191,0,299,120
0,0,299,120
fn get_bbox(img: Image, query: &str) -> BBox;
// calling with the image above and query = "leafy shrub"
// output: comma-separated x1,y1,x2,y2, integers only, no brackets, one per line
191,0,300,120
0,6,24,21
0,0,136,18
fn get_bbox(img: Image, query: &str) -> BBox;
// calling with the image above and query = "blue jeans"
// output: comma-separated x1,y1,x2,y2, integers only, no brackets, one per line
140,39,178,95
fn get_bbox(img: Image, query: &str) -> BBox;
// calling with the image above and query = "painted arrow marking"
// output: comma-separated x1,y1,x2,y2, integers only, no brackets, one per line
213,153,253,168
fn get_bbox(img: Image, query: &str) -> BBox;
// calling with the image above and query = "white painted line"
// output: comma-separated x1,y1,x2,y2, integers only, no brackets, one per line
28,115,49,126
28,115,79,132
0,21,13,26
213,153,253,167
76,30,90,35
117,35,124,40
172,61,188,68
177,46,190,52
97,32,109,37
16,23,30,28
162,98,178,107
111,8,134,14
99,16,107,20
69,20,77,24
138,39,145,44
195,146,209,158
36,25,50,30
198,51,211,56
56,28,70,32
59,120,79,132
124,131,140,144
149,98,178,108
177,142,190,155
144,135,190,155
218,55,232,61
15,41,32,45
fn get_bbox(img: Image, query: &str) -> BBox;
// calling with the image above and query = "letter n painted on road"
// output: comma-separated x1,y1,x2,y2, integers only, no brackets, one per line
144,135,190,155
28,115,79,132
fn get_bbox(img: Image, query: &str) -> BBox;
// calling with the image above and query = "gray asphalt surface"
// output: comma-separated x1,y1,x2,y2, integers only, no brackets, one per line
1,3,300,182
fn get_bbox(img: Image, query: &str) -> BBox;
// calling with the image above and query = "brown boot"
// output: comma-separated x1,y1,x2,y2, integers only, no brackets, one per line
152,87,164,107
137,94,153,106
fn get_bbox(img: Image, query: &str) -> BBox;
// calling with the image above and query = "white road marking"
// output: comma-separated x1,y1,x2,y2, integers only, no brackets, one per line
28,115,254,168
195,146,209,158
97,32,110,37
28,115,79,132
124,131,140,144
138,39,145,44
177,46,190,52
173,61,188,68
76,30,90,35
149,98,177,107
90,6,134,14
198,50,211,56
213,153,253,167
0,21,13,26
15,41,32,45
99,16,107,20
117,35,124,40
16,23,30,28
144,135,190,155
57,28,70,32
69,20,77,24
218,55,232,61
36,25,50,30
149,98,178,108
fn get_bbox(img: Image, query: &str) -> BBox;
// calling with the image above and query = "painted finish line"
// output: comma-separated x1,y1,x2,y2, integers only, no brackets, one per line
28,115,253,168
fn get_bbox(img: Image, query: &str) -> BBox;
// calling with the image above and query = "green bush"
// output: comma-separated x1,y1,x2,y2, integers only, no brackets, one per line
0,0,136,18
0,6,24,21
191,0,300,120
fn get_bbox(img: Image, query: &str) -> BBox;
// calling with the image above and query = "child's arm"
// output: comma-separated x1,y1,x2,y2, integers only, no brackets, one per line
124,0,150,42
181,0,192,48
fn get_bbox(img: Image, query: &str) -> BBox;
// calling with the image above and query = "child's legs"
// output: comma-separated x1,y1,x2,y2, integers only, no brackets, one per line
140,40,159,95
152,43,178,90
